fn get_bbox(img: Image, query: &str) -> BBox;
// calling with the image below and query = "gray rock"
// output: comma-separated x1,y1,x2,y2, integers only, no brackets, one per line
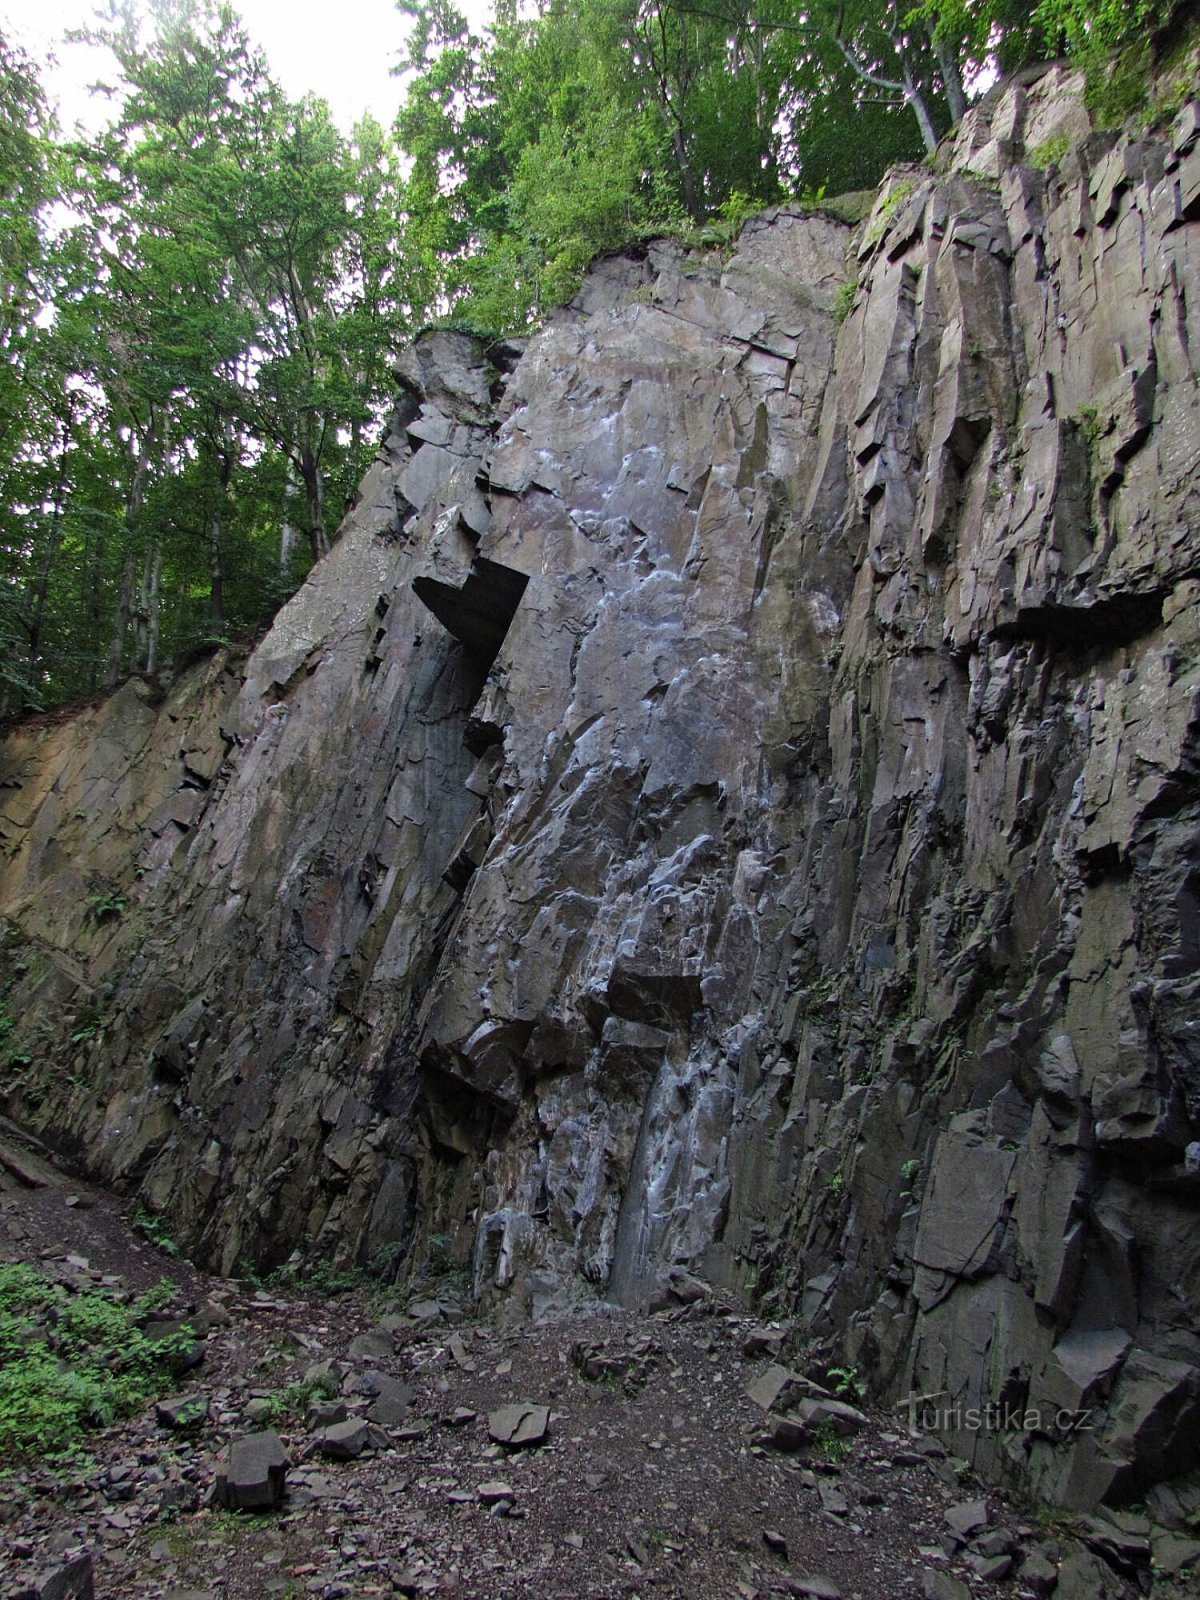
488,1403,550,1447
786,1579,842,1600
32,1556,94,1600
743,1327,787,1359
347,1329,395,1361
794,1397,869,1437
4,64,1200,1530
921,1574,970,1600
966,1552,1013,1581
306,1400,348,1428
758,1416,811,1452
155,1393,209,1430
366,1378,415,1426
477,1480,515,1504
314,1418,371,1460
944,1499,990,1538
747,1364,808,1413
212,1431,287,1511
817,1481,851,1517
1017,1549,1059,1595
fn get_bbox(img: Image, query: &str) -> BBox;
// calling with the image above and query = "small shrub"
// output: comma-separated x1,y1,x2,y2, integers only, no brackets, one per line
1028,132,1072,169
864,178,917,247
813,1419,852,1462
134,1206,180,1257
0,1264,190,1460
828,1364,866,1402
833,276,859,324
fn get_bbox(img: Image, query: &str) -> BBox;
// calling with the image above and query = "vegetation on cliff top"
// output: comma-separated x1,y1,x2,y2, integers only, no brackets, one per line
0,0,1192,715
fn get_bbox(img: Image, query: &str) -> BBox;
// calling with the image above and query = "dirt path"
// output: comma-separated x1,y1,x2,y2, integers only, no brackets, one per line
0,1147,1156,1600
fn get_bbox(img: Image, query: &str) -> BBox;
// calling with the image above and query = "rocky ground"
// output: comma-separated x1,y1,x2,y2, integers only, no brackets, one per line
0,1141,1193,1600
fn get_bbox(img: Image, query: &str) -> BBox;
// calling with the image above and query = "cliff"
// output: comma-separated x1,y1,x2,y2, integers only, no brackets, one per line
3,65,1200,1517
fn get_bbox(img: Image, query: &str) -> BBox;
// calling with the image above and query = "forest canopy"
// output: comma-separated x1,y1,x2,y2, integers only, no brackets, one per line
0,0,1190,714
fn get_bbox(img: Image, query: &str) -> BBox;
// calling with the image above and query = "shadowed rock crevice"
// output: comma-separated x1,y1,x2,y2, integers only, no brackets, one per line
412,557,530,673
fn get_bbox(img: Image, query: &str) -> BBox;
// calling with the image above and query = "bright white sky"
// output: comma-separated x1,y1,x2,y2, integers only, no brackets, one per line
1,0,491,134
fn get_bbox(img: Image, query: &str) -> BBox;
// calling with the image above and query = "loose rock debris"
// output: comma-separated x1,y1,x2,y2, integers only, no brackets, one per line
2,1181,1194,1600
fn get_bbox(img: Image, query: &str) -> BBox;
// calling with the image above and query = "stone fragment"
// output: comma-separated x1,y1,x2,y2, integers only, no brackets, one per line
922,1574,970,1600
1151,1532,1200,1576
786,1580,842,1600
966,1553,1012,1581
477,1480,515,1505
28,1556,94,1600
795,1397,869,1437
155,1393,209,1430
448,1333,475,1370
366,1378,415,1426
348,1329,394,1361
407,1299,442,1323
212,1431,287,1511
488,1402,550,1447
746,1364,805,1412
758,1416,810,1452
306,1400,348,1428
1017,1549,1059,1595
763,1529,788,1553
817,1481,850,1516
314,1419,371,1460
743,1327,787,1359
944,1499,990,1538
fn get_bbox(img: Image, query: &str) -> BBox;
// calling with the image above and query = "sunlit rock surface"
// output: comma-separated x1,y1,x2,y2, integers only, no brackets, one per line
3,66,1200,1514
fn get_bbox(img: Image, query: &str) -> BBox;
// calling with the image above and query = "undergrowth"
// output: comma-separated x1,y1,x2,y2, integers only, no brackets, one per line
0,1262,191,1461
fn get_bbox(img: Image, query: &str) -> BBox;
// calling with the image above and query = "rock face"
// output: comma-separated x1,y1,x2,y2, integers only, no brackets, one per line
2,66,1200,1513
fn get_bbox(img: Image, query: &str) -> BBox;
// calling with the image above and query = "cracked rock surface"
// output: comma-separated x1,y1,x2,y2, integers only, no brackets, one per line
2,66,1200,1517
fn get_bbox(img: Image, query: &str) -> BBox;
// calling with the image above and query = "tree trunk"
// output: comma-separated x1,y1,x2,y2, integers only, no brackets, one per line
27,404,74,669
207,431,234,634
280,517,296,577
136,540,162,675
936,35,968,126
298,446,329,562
904,67,941,153
104,411,157,689
672,125,704,223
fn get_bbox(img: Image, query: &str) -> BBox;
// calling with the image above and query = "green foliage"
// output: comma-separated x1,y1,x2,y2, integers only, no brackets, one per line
865,177,918,246
1028,131,1073,168
812,1418,852,1461
85,888,127,924
252,1370,338,1427
828,1363,866,1401
1032,0,1179,56
0,1263,188,1460
834,276,859,324
133,1205,180,1258
266,1257,367,1297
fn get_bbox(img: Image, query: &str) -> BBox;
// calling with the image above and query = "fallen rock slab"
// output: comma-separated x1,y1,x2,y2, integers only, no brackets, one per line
795,1397,869,1437
477,1480,516,1504
155,1393,209,1431
25,1555,95,1600
787,1578,842,1600
488,1402,550,1447
212,1430,287,1511
314,1418,371,1459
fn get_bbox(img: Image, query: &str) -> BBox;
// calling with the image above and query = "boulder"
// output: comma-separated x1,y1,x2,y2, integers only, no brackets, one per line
212,1431,287,1511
